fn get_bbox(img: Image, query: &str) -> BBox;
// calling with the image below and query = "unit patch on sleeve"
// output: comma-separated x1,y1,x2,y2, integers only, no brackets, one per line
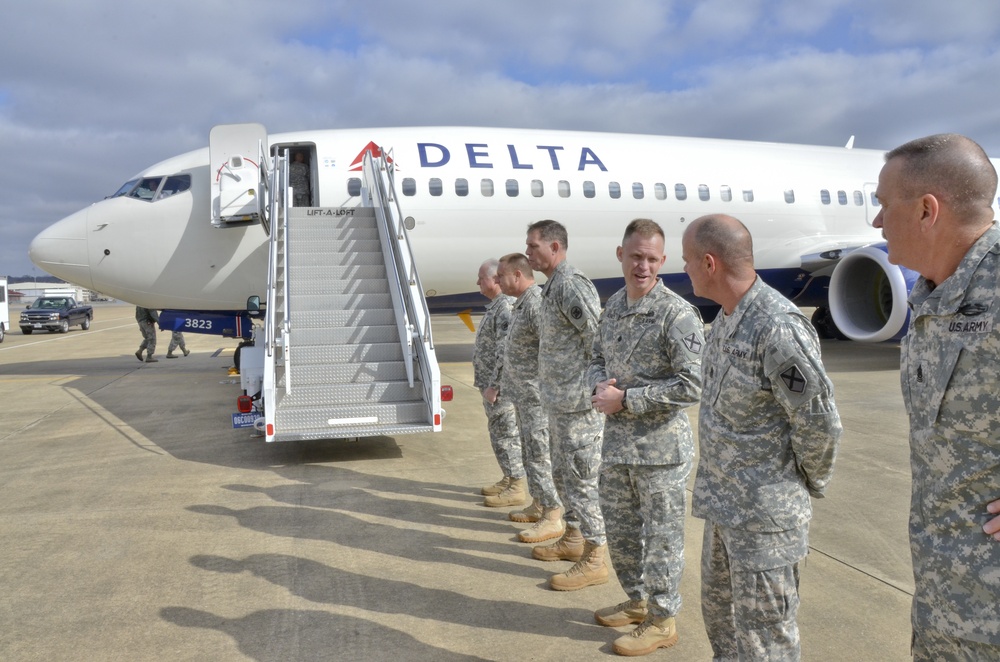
570,305,583,320
779,366,806,394
683,333,703,354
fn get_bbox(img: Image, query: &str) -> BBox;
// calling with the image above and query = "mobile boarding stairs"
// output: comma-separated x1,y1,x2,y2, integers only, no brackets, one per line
208,123,446,442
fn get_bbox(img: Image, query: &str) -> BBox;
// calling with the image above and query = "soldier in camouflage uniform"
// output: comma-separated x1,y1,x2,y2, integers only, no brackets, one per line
872,134,1000,660
473,258,527,508
587,219,704,656
134,306,159,363
495,253,565,542
166,330,190,358
289,151,311,207
682,215,841,661
525,219,607,592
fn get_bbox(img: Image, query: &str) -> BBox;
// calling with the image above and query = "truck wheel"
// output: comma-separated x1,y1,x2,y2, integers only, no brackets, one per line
59,320,69,333
82,317,91,330
22,328,32,335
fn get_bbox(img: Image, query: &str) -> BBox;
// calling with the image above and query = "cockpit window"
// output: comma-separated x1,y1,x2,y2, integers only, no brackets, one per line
157,175,191,199
110,179,140,198
130,177,163,200
109,174,190,202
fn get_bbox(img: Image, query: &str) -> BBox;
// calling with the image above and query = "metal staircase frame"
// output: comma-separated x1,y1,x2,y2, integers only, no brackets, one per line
255,144,442,442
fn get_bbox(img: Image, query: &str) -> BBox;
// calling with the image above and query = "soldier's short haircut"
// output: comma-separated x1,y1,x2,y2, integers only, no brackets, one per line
527,219,569,250
690,215,754,269
886,133,998,222
499,252,533,279
623,218,664,244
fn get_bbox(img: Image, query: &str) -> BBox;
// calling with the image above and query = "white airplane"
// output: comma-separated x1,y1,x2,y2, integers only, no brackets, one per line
27,126,1000,342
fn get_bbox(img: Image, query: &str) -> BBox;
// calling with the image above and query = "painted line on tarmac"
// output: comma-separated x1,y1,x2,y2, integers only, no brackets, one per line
0,322,136,351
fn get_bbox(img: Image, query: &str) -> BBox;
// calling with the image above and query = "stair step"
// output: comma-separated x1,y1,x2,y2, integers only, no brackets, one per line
291,325,400,346
292,308,397,328
287,264,387,281
291,342,403,365
290,238,383,254
276,380,424,408
289,277,389,297
270,422,434,442
291,226,380,242
288,251,385,268
281,360,410,385
289,292,393,312
274,401,431,431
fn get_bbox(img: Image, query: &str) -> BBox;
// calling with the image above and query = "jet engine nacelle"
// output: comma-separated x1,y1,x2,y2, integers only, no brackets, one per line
828,244,920,342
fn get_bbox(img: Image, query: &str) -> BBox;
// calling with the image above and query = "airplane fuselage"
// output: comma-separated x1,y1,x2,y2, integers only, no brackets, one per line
31,127,893,313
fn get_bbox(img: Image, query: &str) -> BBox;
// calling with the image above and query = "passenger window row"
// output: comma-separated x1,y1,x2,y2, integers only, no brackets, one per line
347,177,878,207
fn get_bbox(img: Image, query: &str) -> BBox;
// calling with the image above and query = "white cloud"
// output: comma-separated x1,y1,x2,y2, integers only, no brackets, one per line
1,0,998,278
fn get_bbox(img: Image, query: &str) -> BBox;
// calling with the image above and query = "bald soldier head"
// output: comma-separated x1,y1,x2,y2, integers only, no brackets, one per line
682,214,757,314
885,133,997,225
875,133,999,285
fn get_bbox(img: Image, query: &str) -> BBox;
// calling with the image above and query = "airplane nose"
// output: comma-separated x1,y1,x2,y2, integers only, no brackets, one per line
29,207,94,289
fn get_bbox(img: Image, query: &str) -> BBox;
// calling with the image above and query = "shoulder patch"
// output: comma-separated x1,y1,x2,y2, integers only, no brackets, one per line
779,366,806,394
683,332,703,354
570,306,583,320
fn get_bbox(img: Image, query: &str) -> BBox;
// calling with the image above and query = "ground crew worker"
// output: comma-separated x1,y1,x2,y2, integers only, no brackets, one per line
525,219,607,591
588,219,703,656
682,214,841,660
872,133,1000,660
495,252,564,543
474,258,527,508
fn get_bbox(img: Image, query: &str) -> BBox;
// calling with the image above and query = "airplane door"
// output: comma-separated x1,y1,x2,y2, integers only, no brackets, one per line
210,123,268,227
863,182,878,226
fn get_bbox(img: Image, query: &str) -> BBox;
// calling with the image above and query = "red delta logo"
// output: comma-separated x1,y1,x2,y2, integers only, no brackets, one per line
349,141,395,171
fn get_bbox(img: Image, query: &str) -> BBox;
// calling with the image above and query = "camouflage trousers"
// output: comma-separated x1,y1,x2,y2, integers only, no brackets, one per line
701,521,808,662
137,320,156,354
549,409,605,545
515,403,560,509
912,627,1000,661
482,397,524,478
600,461,690,619
167,331,186,353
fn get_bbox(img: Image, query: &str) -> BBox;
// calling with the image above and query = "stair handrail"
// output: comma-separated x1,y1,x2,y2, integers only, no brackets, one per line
362,149,442,428
279,150,292,395
363,154,415,387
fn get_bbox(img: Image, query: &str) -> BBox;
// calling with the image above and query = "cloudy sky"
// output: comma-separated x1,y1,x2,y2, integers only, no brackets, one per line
3,0,999,279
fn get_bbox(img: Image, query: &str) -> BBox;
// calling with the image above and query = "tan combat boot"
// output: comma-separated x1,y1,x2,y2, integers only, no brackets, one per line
594,598,648,627
612,616,678,656
518,506,565,543
481,476,511,496
484,477,527,507
549,540,609,591
532,525,584,562
509,498,543,523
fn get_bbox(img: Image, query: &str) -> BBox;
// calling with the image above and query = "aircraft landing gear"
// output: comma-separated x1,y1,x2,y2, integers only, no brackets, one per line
811,306,847,340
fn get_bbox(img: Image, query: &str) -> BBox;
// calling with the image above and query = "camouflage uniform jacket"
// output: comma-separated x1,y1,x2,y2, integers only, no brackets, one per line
692,277,841,532
902,222,1000,644
473,293,514,391
135,307,159,324
538,260,602,413
499,284,544,407
587,281,704,465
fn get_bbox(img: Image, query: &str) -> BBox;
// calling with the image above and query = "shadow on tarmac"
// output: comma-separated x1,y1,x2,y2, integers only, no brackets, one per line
161,606,492,662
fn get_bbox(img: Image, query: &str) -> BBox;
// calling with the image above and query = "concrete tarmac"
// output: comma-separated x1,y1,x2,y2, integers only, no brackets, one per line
0,303,913,661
